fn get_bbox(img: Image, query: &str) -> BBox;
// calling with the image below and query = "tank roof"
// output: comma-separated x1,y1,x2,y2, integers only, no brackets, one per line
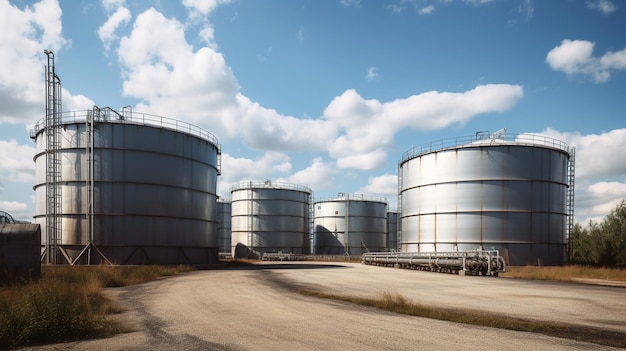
401,131,571,164
314,192,388,204
230,180,312,194
29,108,220,148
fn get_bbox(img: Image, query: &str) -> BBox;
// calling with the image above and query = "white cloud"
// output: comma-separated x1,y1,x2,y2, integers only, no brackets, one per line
0,200,30,220
419,5,435,15
183,0,230,16
102,0,124,12
276,157,338,192
115,7,524,173
323,84,523,170
358,174,398,197
0,139,36,183
541,128,626,179
587,0,617,15
540,128,626,224
0,0,67,124
546,39,626,83
217,152,292,197
366,66,378,80
98,5,131,51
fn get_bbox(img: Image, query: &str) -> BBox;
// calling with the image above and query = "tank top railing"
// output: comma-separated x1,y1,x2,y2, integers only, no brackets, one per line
30,109,220,148
401,132,571,163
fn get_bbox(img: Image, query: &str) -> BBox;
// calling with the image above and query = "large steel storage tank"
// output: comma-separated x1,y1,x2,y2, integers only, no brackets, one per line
31,108,221,265
230,181,312,259
314,193,388,255
399,131,574,265
216,198,232,254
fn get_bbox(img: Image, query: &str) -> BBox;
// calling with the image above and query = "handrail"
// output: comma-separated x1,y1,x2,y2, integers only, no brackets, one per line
401,132,570,164
313,192,388,204
230,180,312,194
30,109,220,148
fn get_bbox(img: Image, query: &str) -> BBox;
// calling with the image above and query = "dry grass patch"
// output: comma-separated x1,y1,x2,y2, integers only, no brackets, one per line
299,289,626,349
0,265,193,350
504,265,626,282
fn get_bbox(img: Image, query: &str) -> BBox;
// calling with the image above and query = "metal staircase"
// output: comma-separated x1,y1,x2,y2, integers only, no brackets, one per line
566,148,576,262
43,50,62,264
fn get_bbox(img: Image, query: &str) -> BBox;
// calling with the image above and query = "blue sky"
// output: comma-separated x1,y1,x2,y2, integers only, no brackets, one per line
0,0,624,224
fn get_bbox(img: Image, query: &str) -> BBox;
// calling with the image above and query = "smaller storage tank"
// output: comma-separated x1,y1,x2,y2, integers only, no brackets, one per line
230,181,312,259
314,193,388,255
216,198,232,254
387,210,399,252
0,223,41,285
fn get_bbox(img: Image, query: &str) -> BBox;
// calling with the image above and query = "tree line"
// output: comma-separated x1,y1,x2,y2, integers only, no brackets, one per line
570,200,626,266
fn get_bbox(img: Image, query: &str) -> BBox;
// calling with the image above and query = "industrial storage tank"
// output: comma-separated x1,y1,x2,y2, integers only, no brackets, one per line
314,193,388,255
387,210,399,252
216,198,232,254
398,130,574,266
31,107,221,265
230,181,312,259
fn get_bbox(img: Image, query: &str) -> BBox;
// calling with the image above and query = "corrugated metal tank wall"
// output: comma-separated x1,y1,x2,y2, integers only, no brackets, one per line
399,134,571,266
387,211,399,251
32,111,221,265
314,194,388,255
216,199,232,253
230,181,311,259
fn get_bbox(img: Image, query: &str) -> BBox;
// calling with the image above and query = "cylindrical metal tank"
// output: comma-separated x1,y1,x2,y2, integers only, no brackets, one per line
216,198,232,254
230,181,311,259
31,109,221,265
314,193,388,255
399,131,572,266
387,210,399,252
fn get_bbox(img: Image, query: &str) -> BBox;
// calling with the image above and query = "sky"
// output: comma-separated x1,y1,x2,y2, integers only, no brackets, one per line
0,0,624,225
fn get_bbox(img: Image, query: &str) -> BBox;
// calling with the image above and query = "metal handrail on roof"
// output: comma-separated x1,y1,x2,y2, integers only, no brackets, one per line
314,192,388,205
230,180,313,194
30,109,220,148
400,131,571,164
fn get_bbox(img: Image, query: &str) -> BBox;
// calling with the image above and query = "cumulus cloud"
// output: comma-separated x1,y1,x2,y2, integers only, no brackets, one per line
587,0,617,15
541,128,626,179
323,84,523,170
98,5,131,52
546,39,626,83
113,7,525,172
0,139,36,183
183,0,231,16
419,5,435,15
0,0,66,124
217,152,292,197
540,127,626,224
276,157,338,192
358,174,398,198
0,200,30,220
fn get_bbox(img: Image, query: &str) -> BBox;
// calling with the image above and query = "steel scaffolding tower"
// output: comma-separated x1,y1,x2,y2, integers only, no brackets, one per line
43,50,62,264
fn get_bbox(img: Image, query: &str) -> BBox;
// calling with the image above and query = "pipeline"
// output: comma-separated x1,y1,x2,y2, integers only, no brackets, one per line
362,250,506,276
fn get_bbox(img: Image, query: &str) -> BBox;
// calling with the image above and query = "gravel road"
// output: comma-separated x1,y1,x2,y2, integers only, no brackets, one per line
21,262,625,351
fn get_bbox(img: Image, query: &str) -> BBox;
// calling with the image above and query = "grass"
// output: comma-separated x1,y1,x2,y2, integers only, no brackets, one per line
299,289,626,349
503,265,626,282
0,265,193,350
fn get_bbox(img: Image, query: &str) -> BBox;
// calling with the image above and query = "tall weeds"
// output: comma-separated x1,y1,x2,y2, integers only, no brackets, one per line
0,265,193,350
505,265,626,282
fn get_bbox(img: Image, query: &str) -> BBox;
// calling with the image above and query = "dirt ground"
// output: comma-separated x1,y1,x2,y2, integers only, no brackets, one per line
19,262,626,351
